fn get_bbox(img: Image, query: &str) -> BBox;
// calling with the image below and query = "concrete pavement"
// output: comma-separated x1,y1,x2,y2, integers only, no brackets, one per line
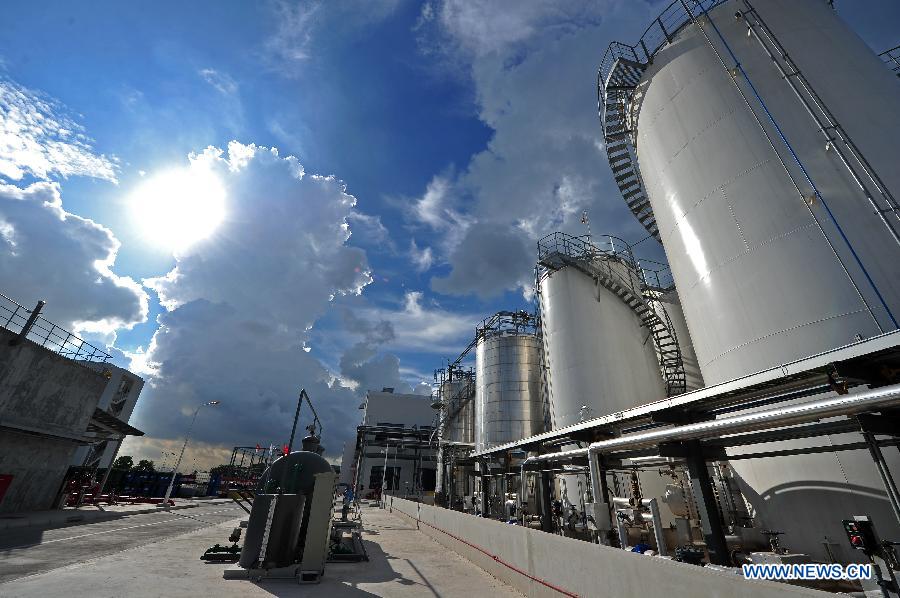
0,498,223,532
0,501,244,584
0,504,523,597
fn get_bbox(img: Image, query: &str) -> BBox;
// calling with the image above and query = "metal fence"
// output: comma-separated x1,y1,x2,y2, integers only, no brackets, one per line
0,293,112,363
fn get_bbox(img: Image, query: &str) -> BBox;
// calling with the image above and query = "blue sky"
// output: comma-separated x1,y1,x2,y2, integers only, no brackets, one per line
2,0,898,466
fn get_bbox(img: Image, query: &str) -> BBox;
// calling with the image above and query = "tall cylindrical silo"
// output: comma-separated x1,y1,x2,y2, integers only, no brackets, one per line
538,240,667,429
631,0,900,386
600,0,900,562
474,312,546,453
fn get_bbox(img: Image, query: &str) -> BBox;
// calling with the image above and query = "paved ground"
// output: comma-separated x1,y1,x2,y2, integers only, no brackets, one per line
0,498,213,531
0,502,244,584
0,504,522,598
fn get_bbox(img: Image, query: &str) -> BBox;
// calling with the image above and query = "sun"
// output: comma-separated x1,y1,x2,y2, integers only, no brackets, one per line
129,167,226,251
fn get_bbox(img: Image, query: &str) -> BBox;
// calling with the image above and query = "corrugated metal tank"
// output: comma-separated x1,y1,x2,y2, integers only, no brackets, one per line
539,265,666,429
474,330,545,453
628,0,900,562
635,0,900,387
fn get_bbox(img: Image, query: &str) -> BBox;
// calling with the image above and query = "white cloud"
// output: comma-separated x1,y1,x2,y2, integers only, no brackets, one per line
199,68,239,95
360,291,479,354
0,181,147,333
409,238,434,272
265,1,322,72
414,174,453,228
132,141,379,459
415,0,659,298
0,79,117,182
263,0,404,75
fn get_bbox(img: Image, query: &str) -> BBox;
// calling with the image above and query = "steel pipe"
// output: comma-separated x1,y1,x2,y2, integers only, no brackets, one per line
524,382,900,466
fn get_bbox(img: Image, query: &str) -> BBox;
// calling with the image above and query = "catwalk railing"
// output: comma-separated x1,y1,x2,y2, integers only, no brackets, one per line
880,43,900,77
0,293,112,363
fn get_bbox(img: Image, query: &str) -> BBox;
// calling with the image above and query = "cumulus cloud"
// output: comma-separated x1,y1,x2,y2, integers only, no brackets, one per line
0,181,147,332
0,79,118,182
430,223,533,299
415,1,659,298
336,309,432,395
133,141,377,460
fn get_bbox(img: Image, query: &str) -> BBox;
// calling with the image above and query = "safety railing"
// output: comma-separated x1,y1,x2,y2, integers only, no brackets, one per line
0,293,112,363
880,44,900,77
537,232,673,291
598,0,727,93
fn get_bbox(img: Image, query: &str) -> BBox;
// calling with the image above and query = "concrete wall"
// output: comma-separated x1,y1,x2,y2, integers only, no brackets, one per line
0,328,107,436
388,497,830,598
0,431,77,512
0,328,108,512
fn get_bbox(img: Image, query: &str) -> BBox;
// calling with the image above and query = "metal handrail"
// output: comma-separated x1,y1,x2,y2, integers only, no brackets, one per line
537,232,674,290
597,0,727,94
0,293,112,363
880,44,900,76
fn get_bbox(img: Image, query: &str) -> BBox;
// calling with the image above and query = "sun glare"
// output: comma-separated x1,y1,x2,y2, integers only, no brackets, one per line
129,168,226,251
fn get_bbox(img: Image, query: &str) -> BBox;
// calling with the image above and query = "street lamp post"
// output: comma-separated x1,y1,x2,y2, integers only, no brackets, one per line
160,401,220,508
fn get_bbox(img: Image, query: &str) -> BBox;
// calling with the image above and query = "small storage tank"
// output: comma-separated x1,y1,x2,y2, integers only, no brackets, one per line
474,311,546,453
442,376,475,445
538,234,668,429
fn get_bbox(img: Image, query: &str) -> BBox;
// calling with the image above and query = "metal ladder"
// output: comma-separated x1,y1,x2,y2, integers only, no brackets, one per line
740,0,900,246
601,59,657,241
540,250,687,397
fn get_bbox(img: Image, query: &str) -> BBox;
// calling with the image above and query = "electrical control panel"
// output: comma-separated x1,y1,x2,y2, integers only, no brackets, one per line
843,518,878,553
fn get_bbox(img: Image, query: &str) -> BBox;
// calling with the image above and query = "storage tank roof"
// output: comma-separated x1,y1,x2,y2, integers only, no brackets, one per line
596,0,729,240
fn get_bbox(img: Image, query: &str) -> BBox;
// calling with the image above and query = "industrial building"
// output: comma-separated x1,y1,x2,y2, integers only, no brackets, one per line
0,294,145,512
345,388,437,500
423,1,900,594
6,1,900,596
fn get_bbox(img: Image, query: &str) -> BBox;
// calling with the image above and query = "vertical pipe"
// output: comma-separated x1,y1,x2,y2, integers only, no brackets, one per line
648,498,669,557
8,300,45,346
540,472,554,532
97,438,124,495
286,390,303,455
863,432,900,527
519,465,526,524
684,440,730,565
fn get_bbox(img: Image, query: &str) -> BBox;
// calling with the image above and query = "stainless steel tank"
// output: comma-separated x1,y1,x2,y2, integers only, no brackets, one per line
539,263,667,429
633,0,900,386
474,313,546,452
442,379,475,445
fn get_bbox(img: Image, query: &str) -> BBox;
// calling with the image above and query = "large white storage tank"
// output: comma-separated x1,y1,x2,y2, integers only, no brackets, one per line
602,0,900,562
538,235,668,429
474,312,546,453
631,0,900,386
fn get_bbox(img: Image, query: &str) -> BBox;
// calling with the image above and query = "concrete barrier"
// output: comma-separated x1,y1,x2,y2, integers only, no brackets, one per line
387,496,831,598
